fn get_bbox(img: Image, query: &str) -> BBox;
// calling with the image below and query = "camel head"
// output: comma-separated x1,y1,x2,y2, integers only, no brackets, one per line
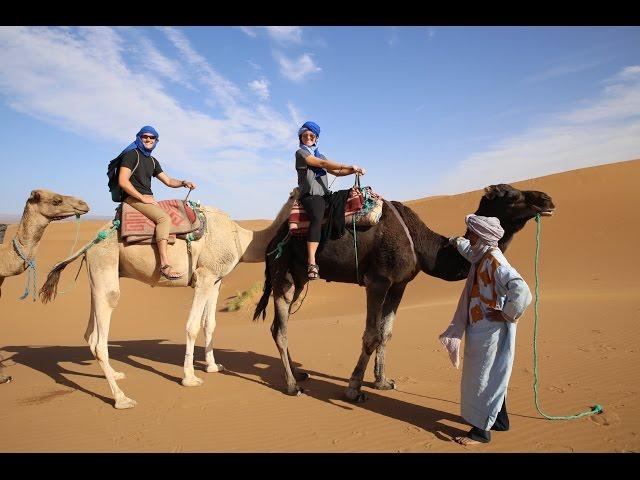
27,189,90,221
474,184,555,248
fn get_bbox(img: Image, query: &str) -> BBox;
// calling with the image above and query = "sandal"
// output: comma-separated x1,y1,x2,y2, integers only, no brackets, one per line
307,264,320,280
160,264,184,280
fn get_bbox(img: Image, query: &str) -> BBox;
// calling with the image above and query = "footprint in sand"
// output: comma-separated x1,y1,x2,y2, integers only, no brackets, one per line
589,412,621,427
534,442,574,452
406,425,421,436
19,388,75,406
548,385,565,394
396,376,418,385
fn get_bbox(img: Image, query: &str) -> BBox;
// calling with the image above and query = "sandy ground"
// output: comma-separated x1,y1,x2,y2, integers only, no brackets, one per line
0,160,638,452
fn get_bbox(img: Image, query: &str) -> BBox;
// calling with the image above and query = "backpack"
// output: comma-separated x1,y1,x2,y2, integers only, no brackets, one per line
107,149,155,203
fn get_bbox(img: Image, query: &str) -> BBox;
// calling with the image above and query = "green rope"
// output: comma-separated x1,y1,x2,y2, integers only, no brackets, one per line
267,232,291,260
59,214,82,295
532,213,603,419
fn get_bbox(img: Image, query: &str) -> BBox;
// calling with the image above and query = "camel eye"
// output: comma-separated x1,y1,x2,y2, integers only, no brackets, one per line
52,198,62,206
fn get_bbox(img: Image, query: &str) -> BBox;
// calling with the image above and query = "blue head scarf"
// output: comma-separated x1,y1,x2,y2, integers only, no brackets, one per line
120,125,160,157
298,121,325,178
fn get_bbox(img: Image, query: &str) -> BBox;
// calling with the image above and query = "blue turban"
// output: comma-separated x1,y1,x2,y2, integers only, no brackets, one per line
297,121,321,139
120,125,160,157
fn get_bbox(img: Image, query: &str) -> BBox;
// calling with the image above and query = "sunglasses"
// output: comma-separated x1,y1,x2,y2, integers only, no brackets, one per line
301,133,316,139
140,134,157,140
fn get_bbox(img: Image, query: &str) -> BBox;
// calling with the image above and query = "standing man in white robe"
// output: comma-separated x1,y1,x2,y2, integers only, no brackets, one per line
439,214,532,445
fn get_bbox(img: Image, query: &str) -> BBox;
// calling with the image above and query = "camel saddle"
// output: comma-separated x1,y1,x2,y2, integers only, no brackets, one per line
289,186,383,237
119,199,204,245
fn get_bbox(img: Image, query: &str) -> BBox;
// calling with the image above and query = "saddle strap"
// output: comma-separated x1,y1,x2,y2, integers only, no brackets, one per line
383,199,418,268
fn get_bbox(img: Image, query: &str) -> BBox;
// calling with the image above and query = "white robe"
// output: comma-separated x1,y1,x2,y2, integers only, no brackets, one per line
454,238,532,431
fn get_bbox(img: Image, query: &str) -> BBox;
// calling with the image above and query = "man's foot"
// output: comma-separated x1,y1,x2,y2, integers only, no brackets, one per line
160,264,184,280
307,264,320,280
454,435,484,446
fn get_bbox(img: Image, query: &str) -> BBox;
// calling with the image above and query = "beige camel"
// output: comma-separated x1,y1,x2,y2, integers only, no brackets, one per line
1,189,90,383
41,189,297,408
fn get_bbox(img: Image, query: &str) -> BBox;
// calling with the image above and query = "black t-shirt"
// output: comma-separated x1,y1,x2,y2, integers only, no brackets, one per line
120,149,163,196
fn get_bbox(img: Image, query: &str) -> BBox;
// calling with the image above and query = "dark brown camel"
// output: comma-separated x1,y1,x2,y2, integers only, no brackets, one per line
254,184,555,402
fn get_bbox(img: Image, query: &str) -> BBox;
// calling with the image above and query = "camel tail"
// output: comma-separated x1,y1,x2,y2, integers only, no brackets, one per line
253,263,272,322
39,242,91,304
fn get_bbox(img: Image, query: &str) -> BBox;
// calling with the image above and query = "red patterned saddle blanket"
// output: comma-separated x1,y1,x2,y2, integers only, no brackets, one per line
119,199,201,245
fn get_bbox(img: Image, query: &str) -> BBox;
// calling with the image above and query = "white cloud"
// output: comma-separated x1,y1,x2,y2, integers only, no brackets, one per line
287,102,302,127
248,78,270,101
274,51,322,82
525,59,603,83
239,26,303,45
436,65,640,194
0,26,300,218
239,27,258,37
264,26,303,44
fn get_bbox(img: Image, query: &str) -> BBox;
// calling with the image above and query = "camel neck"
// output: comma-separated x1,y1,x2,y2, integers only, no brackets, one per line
14,203,49,257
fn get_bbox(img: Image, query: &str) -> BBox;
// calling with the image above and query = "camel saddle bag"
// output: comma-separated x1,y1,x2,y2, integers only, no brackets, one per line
119,199,205,245
289,175,382,236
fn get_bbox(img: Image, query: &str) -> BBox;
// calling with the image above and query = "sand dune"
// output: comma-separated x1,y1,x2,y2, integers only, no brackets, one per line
0,160,638,452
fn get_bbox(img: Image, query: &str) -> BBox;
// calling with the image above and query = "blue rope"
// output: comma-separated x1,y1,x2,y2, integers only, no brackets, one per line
13,238,37,302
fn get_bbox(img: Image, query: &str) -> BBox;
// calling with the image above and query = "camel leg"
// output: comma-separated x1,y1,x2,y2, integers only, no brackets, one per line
182,270,217,387
284,272,310,382
87,256,136,409
373,282,407,390
85,295,125,380
0,279,10,383
203,278,224,373
345,277,391,402
271,272,304,395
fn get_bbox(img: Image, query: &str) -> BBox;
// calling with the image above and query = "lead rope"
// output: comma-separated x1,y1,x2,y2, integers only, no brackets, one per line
532,213,602,419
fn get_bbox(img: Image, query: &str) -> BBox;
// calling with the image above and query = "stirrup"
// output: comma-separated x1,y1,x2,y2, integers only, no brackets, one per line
160,264,184,280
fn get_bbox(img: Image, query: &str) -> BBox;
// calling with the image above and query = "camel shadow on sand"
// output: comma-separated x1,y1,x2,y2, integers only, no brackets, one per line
4,339,470,440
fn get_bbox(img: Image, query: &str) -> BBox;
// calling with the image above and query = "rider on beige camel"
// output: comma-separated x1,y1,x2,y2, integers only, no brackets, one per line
117,125,196,280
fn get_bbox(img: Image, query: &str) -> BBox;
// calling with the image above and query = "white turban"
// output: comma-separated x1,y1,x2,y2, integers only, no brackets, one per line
465,214,504,247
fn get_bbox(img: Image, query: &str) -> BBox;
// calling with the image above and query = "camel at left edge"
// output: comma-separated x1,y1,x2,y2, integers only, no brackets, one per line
0,189,90,384
40,189,298,409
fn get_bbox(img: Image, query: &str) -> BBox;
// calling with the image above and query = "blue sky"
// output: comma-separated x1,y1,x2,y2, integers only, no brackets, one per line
0,26,638,219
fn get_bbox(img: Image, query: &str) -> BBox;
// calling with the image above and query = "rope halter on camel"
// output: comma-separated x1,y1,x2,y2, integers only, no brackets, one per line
13,238,37,302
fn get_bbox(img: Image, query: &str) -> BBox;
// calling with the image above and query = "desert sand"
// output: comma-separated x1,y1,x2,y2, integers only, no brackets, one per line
0,160,638,452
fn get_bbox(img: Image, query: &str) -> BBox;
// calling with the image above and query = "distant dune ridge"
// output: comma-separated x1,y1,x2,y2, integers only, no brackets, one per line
0,159,638,452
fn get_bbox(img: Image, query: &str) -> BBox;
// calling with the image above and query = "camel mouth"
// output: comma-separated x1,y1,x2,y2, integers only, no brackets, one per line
539,211,554,217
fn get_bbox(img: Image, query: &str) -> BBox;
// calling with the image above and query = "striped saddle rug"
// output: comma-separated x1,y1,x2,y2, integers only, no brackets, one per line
119,199,204,245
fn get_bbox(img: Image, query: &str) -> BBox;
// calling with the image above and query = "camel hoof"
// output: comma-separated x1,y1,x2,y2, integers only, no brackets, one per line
373,378,395,390
286,386,304,396
182,376,204,387
0,376,12,384
344,388,367,403
294,371,310,382
113,371,126,380
114,397,137,409
206,363,224,373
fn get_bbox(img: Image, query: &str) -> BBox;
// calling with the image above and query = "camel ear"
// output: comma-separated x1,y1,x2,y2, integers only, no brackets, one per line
484,185,499,200
484,184,517,200
28,190,41,204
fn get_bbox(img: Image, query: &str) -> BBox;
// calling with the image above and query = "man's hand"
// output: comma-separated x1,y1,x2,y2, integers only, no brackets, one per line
140,195,158,205
182,180,197,190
